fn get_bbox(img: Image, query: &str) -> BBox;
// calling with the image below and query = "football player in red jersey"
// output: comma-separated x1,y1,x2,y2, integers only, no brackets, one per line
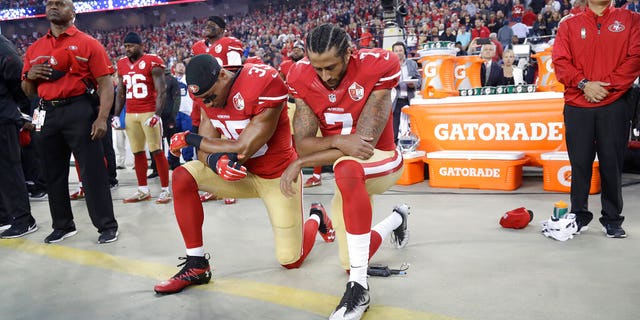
114,32,171,204
153,54,335,294
281,24,410,320
190,16,242,204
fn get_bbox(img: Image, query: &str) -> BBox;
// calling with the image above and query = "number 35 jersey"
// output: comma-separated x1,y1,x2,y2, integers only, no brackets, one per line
117,54,165,113
202,64,293,179
287,48,401,151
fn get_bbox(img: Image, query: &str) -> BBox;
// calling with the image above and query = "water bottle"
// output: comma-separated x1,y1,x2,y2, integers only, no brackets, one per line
553,200,568,220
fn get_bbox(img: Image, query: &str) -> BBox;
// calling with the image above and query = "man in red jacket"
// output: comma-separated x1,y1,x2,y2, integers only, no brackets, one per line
553,0,640,238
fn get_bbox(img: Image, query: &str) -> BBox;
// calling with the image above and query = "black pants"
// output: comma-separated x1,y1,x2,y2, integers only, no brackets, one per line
564,97,629,227
101,124,118,185
35,98,118,233
393,97,410,144
21,133,47,194
0,123,32,226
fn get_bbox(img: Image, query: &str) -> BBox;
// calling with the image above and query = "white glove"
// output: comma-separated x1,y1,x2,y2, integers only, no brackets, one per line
144,114,161,128
111,116,121,129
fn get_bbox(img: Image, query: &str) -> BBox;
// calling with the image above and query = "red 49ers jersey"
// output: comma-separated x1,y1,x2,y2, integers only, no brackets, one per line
117,54,165,113
191,37,244,67
287,48,401,151
203,64,293,179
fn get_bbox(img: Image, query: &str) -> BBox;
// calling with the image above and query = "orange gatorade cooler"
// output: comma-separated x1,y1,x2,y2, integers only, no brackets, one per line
540,152,600,194
418,55,457,98
425,150,528,190
453,55,483,91
532,47,564,92
396,151,427,185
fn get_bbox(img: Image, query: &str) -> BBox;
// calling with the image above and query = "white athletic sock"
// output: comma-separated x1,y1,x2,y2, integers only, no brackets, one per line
139,186,150,193
162,187,170,193
347,232,370,289
78,181,83,188
313,173,321,179
372,211,403,242
186,247,205,257
308,214,320,223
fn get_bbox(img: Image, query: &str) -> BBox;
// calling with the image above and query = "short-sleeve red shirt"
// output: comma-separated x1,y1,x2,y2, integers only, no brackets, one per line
22,25,113,100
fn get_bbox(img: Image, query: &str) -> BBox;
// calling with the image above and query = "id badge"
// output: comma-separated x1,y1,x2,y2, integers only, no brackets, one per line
36,109,46,131
32,109,41,131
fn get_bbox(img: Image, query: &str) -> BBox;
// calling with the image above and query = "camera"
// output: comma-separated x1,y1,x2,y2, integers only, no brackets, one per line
381,0,407,27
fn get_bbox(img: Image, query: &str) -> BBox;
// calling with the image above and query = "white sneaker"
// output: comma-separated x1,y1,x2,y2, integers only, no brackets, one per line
156,190,172,204
123,189,151,203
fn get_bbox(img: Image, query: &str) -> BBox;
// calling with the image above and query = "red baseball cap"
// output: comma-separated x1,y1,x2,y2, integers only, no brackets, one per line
48,47,76,81
500,207,534,229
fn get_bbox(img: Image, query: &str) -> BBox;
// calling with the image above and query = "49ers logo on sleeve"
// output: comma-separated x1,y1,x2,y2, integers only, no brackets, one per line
215,44,223,53
139,61,146,69
232,92,245,110
348,82,364,101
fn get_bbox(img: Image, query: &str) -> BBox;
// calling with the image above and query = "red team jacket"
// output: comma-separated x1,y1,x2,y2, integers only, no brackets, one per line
202,63,293,179
117,54,165,113
553,7,640,107
286,48,401,152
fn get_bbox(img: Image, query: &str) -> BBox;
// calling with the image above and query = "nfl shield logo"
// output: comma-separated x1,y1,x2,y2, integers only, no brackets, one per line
139,61,146,69
328,93,336,103
233,92,245,110
215,44,223,53
348,82,364,101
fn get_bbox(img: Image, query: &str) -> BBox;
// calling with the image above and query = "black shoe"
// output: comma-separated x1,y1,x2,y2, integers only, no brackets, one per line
391,204,410,249
154,255,212,294
98,229,119,244
147,172,159,179
329,281,370,320
602,224,626,238
110,182,119,190
1,220,38,239
44,227,77,243
29,190,47,200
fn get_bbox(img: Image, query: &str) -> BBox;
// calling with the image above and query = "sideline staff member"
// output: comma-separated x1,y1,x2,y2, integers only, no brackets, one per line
0,34,38,239
21,0,119,244
553,0,640,238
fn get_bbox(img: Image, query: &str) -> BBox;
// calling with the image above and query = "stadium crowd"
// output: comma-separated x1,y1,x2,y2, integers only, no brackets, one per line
7,0,636,69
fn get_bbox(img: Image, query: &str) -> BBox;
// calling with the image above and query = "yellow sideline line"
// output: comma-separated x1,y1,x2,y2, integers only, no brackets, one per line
0,239,456,320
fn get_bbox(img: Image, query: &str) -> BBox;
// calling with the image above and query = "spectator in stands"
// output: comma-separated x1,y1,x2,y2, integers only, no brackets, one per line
522,6,538,26
392,41,421,144
456,24,472,51
532,13,550,36
441,27,457,42
359,27,373,48
497,20,514,49
455,41,468,56
511,18,530,42
553,0,640,239
471,18,491,40
497,49,525,85
627,0,640,12
480,43,502,86
547,10,563,35
512,0,526,20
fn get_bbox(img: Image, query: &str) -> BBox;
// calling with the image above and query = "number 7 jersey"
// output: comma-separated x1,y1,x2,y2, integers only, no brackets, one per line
117,54,165,113
286,48,401,151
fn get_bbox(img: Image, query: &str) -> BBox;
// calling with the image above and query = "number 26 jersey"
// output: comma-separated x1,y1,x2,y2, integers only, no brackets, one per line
117,54,165,113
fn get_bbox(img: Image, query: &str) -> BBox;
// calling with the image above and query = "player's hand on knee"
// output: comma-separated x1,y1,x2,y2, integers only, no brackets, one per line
144,114,162,127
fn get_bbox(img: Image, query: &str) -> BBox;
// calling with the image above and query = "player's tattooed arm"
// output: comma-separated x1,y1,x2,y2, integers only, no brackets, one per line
356,89,392,147
292,98,325,156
